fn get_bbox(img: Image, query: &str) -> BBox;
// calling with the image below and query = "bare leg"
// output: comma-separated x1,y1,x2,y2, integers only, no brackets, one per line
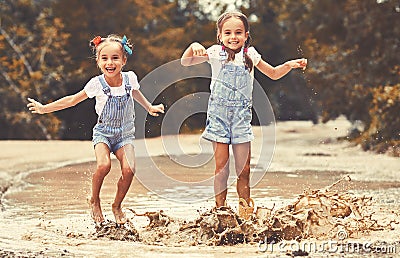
213,142,230,208
90,143,112,223
232,142,251,204
112,144,135,224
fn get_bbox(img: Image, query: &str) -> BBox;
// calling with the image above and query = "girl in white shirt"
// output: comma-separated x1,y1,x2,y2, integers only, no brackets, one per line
28,34,164,226
181,11,307,219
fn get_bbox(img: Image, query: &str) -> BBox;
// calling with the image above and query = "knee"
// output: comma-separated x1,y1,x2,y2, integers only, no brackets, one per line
215,159,229,175
237,160,250,173
121,166,135,178
96,162,111,175
237,165,250,180
215,169,229,183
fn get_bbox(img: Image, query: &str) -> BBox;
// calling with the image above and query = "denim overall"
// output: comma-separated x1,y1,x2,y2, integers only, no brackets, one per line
202,50,254,144
92,73,135,153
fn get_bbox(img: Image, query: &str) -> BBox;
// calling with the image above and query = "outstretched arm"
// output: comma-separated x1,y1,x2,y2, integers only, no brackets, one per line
132,89,164,117
256,58,307,80
181,42,209,66
27,90,88,114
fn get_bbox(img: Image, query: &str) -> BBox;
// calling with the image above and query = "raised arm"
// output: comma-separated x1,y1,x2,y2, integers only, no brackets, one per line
181,42,209,66
131,89,164,117
27,89,88,114
256,58,307,80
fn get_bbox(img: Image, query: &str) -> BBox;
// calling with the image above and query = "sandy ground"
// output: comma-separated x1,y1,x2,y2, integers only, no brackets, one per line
1,117,398,184
0,117,399,257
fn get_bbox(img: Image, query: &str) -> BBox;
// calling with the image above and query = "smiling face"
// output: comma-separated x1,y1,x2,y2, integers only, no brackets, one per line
96,42,126,80
218,16,249,51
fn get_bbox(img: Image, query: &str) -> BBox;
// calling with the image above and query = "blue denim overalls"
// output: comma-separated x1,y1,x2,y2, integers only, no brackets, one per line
202,50,254,144
92,73,135,153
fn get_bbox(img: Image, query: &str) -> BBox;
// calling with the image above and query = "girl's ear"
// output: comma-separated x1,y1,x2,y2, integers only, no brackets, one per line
245,31,249,41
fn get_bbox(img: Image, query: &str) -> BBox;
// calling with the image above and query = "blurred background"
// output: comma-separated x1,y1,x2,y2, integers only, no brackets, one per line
0,0,398,155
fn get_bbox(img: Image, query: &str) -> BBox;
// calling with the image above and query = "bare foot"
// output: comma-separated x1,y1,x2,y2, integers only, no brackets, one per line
88,198,105,224
112,204,127,225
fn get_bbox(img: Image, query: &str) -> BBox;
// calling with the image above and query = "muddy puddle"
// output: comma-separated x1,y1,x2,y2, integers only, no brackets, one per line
68,176,399,249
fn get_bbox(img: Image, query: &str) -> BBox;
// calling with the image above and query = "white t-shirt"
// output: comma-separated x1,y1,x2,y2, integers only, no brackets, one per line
84,71,140,116
206,45,262,90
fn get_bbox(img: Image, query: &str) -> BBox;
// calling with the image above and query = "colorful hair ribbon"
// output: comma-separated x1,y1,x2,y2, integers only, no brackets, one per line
92,36,102,47
121,35,133,55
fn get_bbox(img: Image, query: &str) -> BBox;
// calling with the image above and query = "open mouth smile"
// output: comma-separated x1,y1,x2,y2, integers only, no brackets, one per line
105,67,116,73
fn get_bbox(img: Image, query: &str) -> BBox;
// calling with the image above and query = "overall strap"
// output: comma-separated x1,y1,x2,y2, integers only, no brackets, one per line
97,75,111,97
123,73,132,95
219,45,228,66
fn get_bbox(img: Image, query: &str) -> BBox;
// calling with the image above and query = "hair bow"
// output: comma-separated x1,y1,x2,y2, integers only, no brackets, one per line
121,35,133,55
92,36,102,47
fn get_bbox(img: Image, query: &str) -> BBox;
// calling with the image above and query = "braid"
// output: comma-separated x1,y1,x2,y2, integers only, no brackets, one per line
243,38,253,72
220,38,253,72
220,41,237,63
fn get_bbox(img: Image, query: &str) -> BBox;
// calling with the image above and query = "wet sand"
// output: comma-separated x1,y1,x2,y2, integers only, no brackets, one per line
1,117,399,257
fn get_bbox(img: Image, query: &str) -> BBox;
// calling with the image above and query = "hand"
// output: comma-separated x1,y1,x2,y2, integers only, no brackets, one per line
27,98,45,114
191,42,207,57
286,58,308,70
148,103,165,117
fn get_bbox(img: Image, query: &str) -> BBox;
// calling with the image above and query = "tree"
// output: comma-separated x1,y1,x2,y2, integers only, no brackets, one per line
257,0,400,154
51,0,216,138
0,0,70,139
245,0,318,122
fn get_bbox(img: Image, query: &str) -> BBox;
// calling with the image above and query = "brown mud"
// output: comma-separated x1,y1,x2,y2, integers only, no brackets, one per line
73,176,399,249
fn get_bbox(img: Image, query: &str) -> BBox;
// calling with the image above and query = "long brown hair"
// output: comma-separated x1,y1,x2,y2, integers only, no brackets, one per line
216,11,253,71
